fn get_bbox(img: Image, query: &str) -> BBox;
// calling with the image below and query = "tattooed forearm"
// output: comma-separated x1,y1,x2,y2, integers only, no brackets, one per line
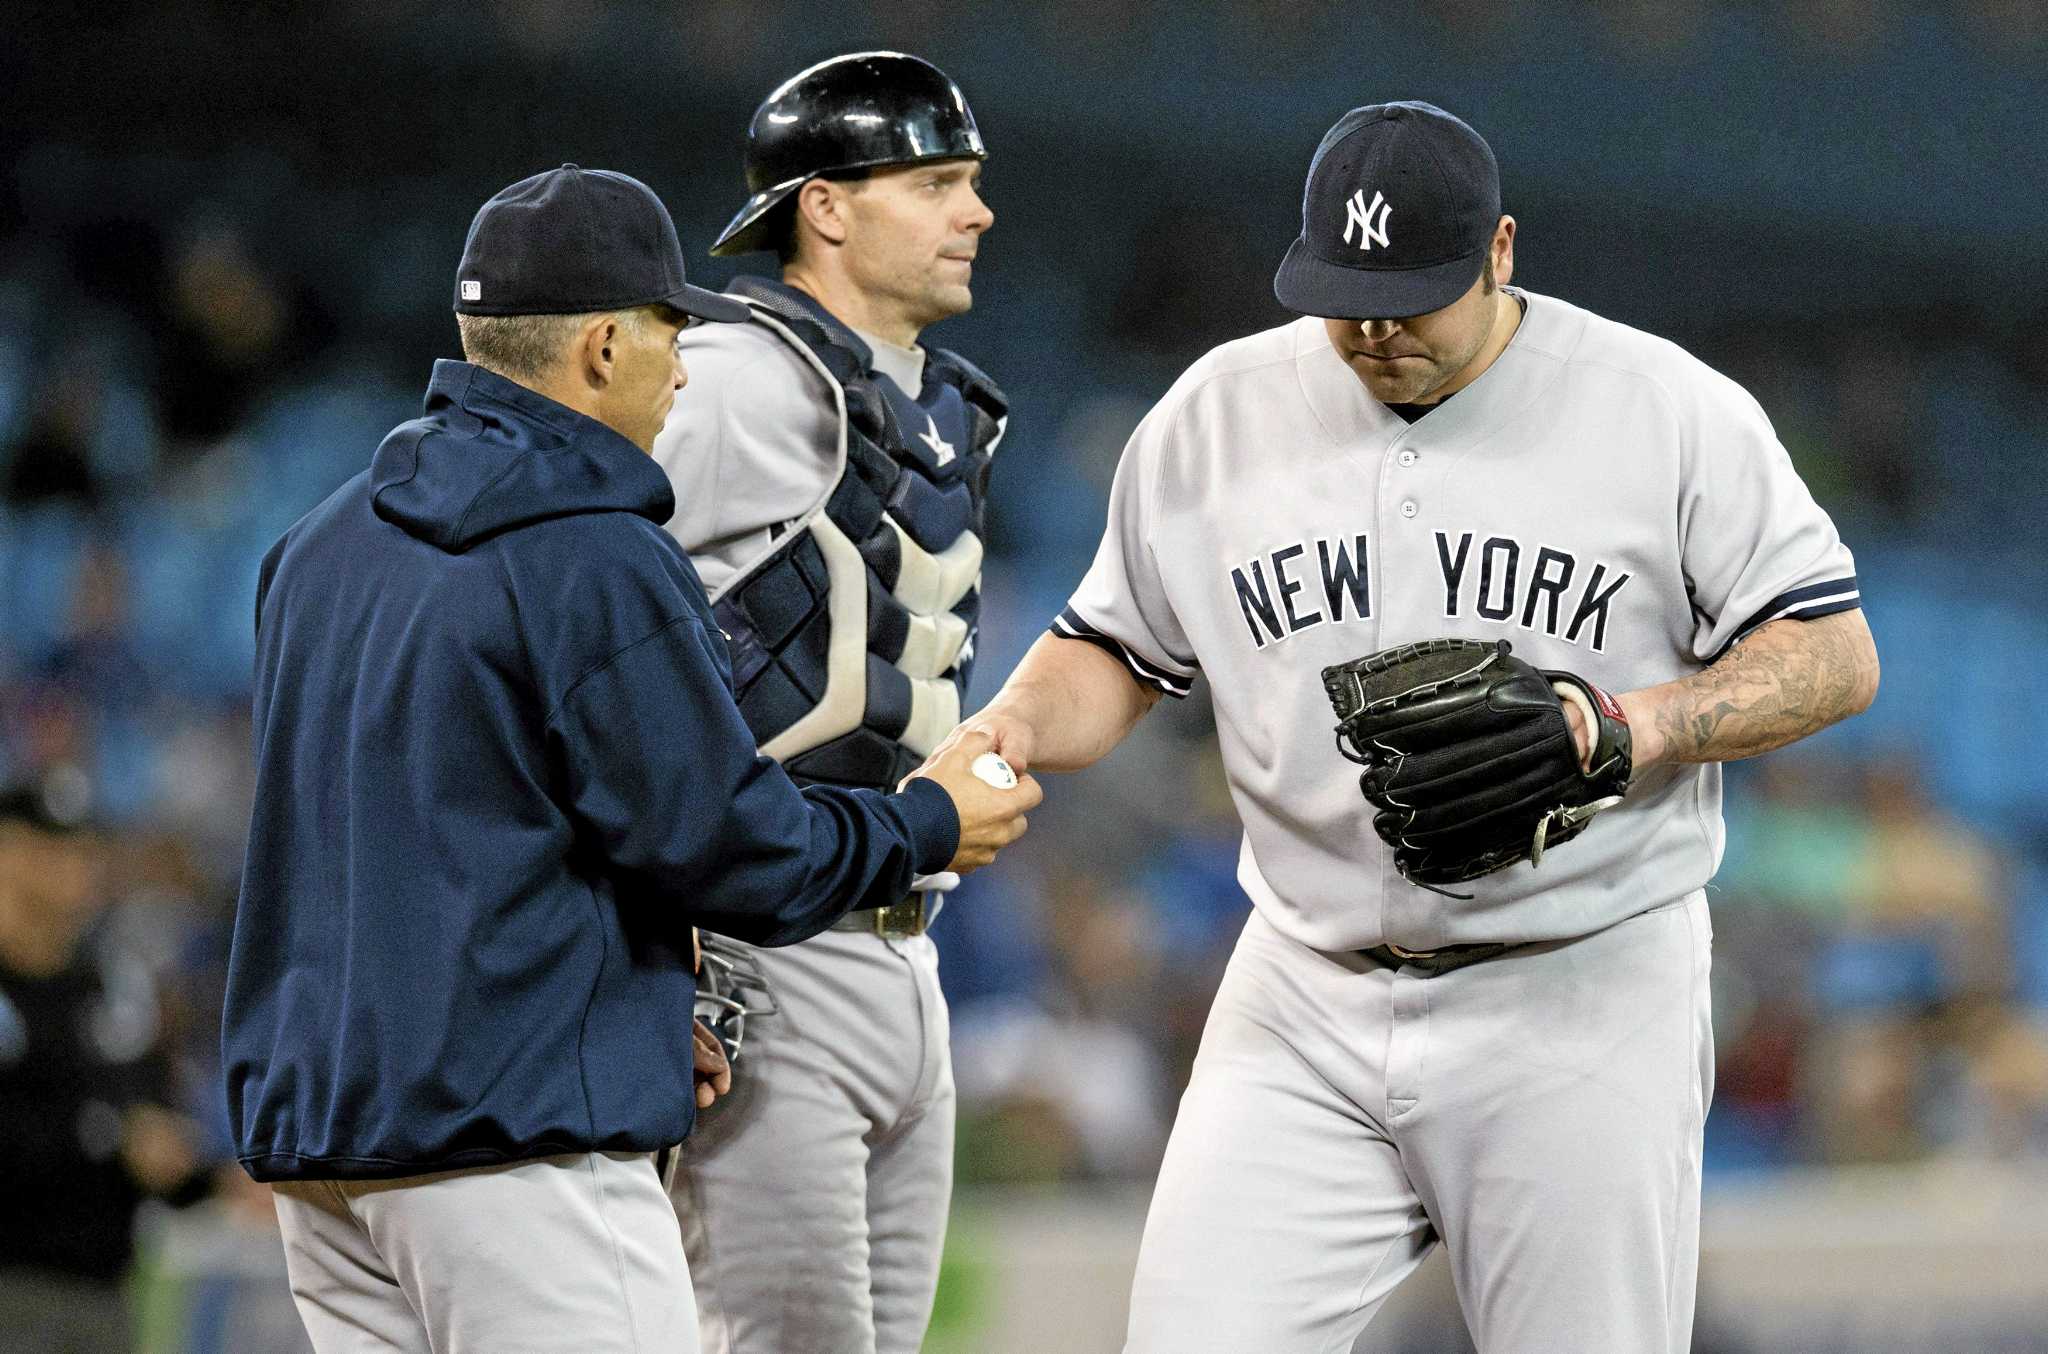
1620,610,1879,770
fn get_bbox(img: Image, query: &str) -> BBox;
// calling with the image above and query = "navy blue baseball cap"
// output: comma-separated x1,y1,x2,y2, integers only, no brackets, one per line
454,165,748,323
1273,102,1502,321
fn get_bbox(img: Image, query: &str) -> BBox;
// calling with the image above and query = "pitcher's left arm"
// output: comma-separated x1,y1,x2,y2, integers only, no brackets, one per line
1587,610,1878,770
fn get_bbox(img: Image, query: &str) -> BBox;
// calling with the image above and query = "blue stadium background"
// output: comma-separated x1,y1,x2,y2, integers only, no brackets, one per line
3,3,2045,1349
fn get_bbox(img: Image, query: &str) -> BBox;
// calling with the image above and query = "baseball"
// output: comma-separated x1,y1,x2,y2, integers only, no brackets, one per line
971,752,1018,789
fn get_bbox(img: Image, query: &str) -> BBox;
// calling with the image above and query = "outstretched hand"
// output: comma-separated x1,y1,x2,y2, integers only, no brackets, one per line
922,710,1038,775
905,727,1043,873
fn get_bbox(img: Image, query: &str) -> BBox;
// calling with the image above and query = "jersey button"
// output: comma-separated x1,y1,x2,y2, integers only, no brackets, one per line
1400,500,1418,518
1397,449,1417,467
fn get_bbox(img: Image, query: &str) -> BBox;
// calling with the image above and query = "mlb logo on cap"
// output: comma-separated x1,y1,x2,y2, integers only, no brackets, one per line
1273,101,1501,321
460,280,482,301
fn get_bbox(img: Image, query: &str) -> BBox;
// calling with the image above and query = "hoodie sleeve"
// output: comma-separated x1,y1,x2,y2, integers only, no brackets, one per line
546,610,960,948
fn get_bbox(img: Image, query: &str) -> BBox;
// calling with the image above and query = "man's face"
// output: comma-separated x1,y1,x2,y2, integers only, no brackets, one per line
1322,224,1513,405
837,160,993,329
597,307,689,453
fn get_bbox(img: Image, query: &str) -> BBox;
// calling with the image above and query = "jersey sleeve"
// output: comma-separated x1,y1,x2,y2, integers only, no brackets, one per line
1678,371,1860,662
651,324,838,593
1053,404,1200,698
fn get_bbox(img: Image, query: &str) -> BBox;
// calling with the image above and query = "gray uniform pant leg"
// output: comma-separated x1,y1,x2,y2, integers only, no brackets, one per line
1408,893,1714,1353
1123,913,1441,1354
1125,893,1712,1354
675,929,954,1354
273,1151,696,1354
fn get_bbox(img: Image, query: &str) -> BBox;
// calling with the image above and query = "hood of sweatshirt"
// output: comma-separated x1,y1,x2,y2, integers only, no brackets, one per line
370,360,675,552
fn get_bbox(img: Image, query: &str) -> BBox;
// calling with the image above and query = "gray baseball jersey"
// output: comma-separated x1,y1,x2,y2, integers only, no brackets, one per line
652,315,960,1354
1083,289,1857,1354
1058,288,1858,953
662,319,929,596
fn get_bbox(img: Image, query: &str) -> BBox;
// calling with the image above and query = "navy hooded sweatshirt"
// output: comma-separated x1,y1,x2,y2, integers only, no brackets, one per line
223,360,960,1182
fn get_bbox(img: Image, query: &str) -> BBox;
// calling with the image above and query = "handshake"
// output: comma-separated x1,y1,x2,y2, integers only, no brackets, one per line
903,721,1041,875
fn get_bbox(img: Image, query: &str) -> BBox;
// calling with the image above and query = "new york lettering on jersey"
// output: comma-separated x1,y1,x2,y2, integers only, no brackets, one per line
1059,291,1857,954
1075,100,1872,1354
1227,534,1371,647
1225,529,1632,652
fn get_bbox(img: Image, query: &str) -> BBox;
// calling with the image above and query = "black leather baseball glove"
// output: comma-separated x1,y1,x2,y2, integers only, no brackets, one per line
1322,638,1632,893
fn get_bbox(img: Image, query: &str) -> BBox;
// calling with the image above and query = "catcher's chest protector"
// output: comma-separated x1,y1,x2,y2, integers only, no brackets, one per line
710,279,1006,790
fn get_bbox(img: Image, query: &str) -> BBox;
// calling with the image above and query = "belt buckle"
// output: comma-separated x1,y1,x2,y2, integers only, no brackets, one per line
874,894,927,937
1385,943,1438,961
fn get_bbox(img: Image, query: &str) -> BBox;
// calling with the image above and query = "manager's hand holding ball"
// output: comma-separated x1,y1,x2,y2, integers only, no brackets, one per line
906,730,1039,872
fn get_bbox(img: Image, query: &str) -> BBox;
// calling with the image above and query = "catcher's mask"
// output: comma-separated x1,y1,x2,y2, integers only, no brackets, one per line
694,937,779,1065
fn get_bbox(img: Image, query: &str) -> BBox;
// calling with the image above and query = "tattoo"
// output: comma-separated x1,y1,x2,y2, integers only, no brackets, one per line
1650,611,1876,764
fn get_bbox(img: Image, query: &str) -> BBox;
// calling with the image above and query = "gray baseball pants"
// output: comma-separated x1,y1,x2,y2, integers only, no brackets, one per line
273,1151,695,1353
671,927,954,1354
1125,892,1714,1354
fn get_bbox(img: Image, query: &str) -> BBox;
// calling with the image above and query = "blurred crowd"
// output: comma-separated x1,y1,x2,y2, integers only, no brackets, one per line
5,1,2048,1349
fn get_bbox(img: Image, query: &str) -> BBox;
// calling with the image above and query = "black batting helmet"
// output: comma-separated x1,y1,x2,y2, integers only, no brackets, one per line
710,51,986,257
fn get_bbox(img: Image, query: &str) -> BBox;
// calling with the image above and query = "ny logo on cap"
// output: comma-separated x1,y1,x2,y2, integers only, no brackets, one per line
1343,189,1392,252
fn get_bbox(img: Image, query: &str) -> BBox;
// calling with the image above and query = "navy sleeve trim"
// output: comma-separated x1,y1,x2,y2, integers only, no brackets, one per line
1049,606,1196,699
1711,575,1861,661
1730,575,1860,643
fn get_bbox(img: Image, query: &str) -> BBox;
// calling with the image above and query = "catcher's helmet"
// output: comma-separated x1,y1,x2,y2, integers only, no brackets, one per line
710,50,986,257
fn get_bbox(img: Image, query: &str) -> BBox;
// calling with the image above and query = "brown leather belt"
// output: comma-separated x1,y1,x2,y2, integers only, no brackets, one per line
1360,941,1510,977
830,894,928,938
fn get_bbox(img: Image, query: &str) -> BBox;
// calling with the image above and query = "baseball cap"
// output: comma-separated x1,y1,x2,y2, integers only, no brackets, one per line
454,165,748,323
1273,102,1501,321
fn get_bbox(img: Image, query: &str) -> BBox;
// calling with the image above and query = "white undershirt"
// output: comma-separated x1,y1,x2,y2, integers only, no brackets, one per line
853,328,927,394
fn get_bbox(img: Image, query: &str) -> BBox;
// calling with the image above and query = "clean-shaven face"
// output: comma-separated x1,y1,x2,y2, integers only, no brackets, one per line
839,159,993,329
601,307,690,453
